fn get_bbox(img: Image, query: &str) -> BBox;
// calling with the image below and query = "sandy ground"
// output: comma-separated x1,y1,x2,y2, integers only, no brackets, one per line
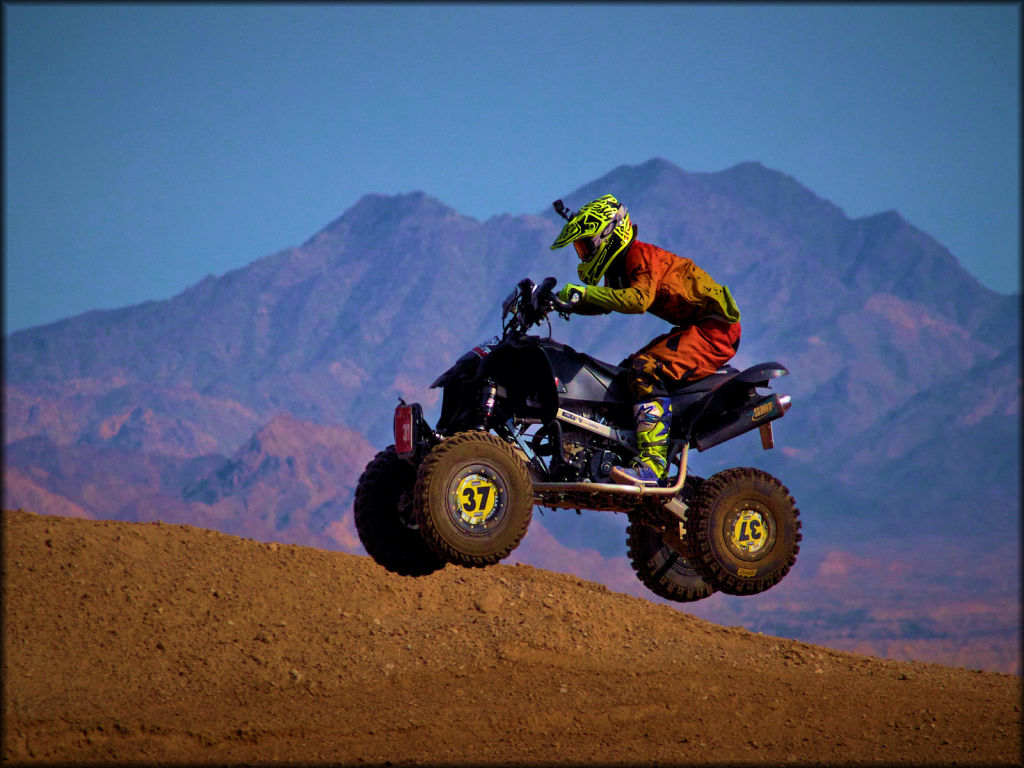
3,508,1021,765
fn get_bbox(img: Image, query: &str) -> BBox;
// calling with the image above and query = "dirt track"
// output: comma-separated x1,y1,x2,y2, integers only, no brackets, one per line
3,508,1021,765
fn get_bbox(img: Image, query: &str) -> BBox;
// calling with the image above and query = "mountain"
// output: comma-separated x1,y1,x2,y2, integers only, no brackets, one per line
4,158,1020,672
3,415,370,553
4,509,1020,764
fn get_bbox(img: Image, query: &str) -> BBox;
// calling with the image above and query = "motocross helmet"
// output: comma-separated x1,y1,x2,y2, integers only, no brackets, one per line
550,194,635,286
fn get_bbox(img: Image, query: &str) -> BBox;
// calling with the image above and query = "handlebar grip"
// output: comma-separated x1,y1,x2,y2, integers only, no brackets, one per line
551,294,576,313
532,276,559,313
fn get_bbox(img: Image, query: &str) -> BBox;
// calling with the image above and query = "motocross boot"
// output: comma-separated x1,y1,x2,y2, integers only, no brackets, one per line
609,397,672,486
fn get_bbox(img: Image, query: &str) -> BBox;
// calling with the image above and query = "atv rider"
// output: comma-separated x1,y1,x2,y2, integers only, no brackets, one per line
551,194,741,486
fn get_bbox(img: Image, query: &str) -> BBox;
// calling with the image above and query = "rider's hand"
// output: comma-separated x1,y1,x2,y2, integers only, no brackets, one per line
557,283,587,306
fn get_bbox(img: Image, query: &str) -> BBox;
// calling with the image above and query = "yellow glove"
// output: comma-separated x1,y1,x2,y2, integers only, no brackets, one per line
557,283,587,306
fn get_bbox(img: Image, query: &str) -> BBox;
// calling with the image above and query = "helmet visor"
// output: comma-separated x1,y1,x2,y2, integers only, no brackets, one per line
574,238,596,261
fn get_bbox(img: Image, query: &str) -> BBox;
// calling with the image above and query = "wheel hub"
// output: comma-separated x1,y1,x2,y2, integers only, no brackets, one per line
724,501,775,561
446,464,508,533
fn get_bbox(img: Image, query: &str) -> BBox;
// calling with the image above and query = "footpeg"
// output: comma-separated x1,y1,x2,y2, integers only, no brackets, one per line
662,498,688,522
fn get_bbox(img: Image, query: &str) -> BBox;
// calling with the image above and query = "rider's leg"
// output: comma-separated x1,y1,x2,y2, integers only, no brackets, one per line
636,320,742,383
610,320,741,486
609,397,673,485
609,355,672,486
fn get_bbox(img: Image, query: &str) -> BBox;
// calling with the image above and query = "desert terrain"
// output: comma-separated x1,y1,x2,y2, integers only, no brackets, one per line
3,508,1020,765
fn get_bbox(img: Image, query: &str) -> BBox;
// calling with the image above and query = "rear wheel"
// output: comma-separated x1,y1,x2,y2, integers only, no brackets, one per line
354,447,446,576
626,477,715,602
414,431,533,567
686,467,800,595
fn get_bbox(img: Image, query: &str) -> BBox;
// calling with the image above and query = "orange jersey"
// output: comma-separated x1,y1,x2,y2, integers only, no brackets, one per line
583,240,740,325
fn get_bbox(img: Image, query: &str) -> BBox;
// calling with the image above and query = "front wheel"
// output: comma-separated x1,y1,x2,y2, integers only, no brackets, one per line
413,431,533,567
686,467,801,596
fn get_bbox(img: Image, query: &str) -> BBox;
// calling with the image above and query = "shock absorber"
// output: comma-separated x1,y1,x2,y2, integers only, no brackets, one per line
477,379,498,429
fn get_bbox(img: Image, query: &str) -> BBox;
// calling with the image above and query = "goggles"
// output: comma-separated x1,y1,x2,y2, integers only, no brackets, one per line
574,238,597,261
572,205,625,262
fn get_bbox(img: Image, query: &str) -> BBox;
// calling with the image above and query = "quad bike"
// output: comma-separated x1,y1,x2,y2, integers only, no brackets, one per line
354,276,801,602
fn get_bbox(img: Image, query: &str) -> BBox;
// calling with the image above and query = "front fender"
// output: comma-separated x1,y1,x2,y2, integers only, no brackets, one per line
481,342,560,423
431,338,504,389
431,350,483,389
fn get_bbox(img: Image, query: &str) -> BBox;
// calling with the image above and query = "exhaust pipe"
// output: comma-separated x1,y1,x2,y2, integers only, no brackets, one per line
694,393,791,452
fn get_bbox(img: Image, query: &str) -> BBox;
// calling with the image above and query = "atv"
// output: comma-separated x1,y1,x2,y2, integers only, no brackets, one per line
354,276,801,602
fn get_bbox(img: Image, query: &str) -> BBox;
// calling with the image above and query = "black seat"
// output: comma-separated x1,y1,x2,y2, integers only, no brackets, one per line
668,365,740,395
667,365,741,438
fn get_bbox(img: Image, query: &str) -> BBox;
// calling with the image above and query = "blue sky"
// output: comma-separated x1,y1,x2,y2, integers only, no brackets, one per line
4,3,1020,333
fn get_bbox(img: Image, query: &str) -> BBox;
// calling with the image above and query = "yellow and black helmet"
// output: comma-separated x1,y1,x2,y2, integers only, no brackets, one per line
551,194,635,285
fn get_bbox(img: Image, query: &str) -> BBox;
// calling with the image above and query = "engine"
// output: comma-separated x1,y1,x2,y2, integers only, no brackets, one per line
559,428,620,482
526,406,629,483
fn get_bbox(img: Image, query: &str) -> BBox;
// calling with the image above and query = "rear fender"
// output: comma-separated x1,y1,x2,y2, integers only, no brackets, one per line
679,362,791,447
732,361,789,387
702,362,789,410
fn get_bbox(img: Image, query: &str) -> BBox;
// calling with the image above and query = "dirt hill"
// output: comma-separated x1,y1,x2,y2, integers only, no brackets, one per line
3,508,1020,765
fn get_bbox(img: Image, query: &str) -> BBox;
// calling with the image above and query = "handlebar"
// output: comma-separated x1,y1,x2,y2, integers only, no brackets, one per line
552,297,576,314
503,276,579,338
533,276,577,314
